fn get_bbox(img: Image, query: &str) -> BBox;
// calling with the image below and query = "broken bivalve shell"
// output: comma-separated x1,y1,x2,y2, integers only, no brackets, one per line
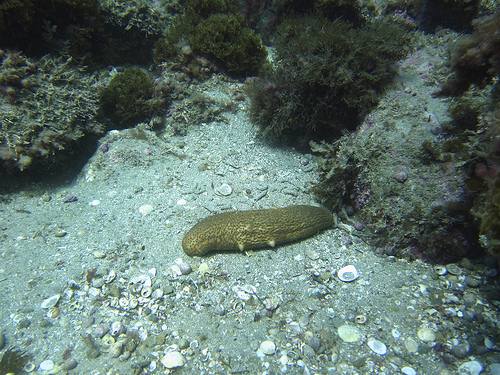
141,286,152,298
337,265,359,282
104,270,116,283
40,294,60,309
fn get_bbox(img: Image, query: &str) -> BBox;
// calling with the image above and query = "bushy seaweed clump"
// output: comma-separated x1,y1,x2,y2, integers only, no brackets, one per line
434,11,500,97
153,0,266,76
100,68,167,128
0,347,29,375
247,14,411,142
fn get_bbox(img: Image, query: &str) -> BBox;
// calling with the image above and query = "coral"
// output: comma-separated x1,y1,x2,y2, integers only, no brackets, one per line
0,347,29,375
247,14,411,142
153,0,266,77
0,51,103,172
434,11,500,97
100,68,167,128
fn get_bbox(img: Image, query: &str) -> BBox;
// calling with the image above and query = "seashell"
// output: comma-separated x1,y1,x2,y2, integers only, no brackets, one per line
101,334,115,348
136,274,152,287
104,270,116,283
417,327,436,342
189,340,199,350
60,358,78,371
214,183,232,196
129,298,139,309
111,321,126,336
355,314,367,324
171,265,182,276
141,287,152,298
367,339,387,355
259,340,276,355
130,282,143,294
152,288,164,299
39,360,55,372
118,297,129,308
161,351,186,369
23,362,36,372
446,263,462,276
93,325,109,338
148,267,157,277
47,306,59,319
337,265,359,282
337,324,362,343
109,342,123,358
40,294,60,309
434,265,447,276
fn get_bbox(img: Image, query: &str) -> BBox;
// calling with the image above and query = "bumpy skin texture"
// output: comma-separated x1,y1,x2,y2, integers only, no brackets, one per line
182,205,333,256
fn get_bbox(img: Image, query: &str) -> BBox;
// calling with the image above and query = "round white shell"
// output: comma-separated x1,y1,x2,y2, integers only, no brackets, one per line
259,340,276,355
337,324,362,343
40,295,60,309
337,265,359,282
161,351,186,369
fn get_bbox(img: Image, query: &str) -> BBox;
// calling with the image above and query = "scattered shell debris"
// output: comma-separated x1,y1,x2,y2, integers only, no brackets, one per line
337,265,359,282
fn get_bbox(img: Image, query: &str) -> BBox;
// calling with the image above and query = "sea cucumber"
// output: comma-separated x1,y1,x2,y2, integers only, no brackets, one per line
182,205,333,256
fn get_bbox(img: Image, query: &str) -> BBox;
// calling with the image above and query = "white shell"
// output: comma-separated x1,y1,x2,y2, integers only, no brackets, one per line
40,295,60,309
417,327,436,342
259,340,276,355
215,183,232,196
337,265,359,282
138,204,154,215
141,287,152,298
111,321,126,336
367,339,387,355
337,324,362,343
160,351,186,369
39,360,55,372
401,367,417,375
104,270,116,283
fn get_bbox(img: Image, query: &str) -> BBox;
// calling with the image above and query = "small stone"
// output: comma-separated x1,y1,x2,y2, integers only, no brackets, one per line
61,358,78,371
401,367,417,375
259,340,276,355
338,325,362,343
446,263,463,275
395,170,408,183
302,344,316,359
160,351,186,369
465,275,481,288
452,344,469,359
405,338,418,353
215,183,232,196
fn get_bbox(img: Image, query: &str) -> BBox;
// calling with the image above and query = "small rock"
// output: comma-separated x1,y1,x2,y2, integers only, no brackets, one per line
61,358,78,371
395,170,408,183
160,351,186,369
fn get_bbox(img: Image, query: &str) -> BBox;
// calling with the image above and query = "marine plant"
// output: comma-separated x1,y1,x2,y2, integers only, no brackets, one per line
0,347,29,375
100,68,166,128
153,0,266,76
0,51,103,172
247,14,411,142
434,11,500,97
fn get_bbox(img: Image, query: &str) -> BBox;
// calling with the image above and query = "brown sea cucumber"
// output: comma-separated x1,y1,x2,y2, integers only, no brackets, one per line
182,205,333,256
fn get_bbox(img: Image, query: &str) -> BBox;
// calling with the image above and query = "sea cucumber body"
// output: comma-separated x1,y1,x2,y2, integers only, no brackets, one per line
182,205,333,256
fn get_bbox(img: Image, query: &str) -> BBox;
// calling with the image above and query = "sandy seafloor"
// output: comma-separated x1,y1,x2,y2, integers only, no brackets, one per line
1,42,500,375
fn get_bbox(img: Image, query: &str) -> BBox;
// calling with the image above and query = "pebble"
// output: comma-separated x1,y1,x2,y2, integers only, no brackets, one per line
61,358,78,371
465,275,481,288
446,263,463,275
215,183,232,196
367,339,387,355
395,170,408,183
458,360,483,375
259,340,276,355
337,324,362,343
39,360,55,372
489,363,500,375
160,351,186,369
